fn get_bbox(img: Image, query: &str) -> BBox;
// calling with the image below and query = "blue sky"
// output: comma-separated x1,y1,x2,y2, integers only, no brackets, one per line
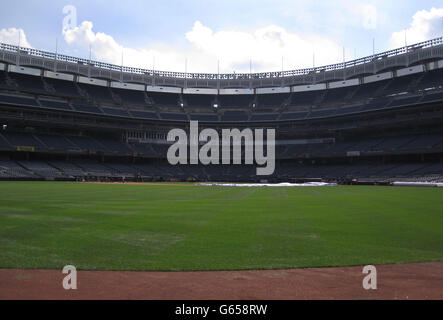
1,0,442,73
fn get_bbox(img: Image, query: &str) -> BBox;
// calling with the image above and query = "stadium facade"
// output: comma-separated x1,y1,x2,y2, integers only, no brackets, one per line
0,38,443,184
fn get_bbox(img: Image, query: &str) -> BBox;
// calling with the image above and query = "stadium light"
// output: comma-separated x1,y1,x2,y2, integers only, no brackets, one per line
213,103,218,108
373,38,375,56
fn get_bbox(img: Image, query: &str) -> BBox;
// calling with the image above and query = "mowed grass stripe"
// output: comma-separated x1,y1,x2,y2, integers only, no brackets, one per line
0,182,442,271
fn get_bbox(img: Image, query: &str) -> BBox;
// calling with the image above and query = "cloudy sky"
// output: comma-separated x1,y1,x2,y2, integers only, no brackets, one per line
0,0,442,73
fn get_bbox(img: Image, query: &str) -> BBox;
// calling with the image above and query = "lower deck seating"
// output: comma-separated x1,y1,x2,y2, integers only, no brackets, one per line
1,158,442,182
0,160,36,178
0,131,442,157
17,161,64,178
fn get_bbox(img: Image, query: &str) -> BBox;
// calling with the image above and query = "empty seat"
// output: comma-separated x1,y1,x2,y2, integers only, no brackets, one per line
112,88,146,105
189,113,218,122
39,99,72,110
102,107,130,117
183,94,216,108
44,78,80,97
250,113,279,121
68,136,107,151
8,73,46,92
160,113,188,121
220,111,248,122
36,135,79,151
130,110,158,119
280,111,308,120
78,83,115,102
0,94,39,107
73,103,102,114
218,95,253,108
147,92,180,107
2,132,46,149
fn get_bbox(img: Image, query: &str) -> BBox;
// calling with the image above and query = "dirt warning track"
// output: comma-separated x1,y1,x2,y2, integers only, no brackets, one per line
1,262,442,300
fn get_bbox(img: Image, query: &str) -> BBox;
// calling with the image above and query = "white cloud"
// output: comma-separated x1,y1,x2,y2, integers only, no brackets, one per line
62,20,350,73
361,4,378,30
0,27,32,48
64,21,123,64
63,21,204,73
390,7,443,49
186,21,354,71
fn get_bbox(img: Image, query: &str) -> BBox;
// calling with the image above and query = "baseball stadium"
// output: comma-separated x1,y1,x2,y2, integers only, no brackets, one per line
0,13,443,300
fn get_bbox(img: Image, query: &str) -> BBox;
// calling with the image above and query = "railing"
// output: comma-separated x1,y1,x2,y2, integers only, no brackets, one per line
1,37,442,80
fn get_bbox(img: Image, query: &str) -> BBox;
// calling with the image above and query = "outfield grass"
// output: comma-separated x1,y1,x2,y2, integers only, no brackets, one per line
0,181,442,271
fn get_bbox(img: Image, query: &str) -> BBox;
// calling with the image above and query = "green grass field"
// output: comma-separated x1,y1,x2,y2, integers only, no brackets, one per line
0,181,442,271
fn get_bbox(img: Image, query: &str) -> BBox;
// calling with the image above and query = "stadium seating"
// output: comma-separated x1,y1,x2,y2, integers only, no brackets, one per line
72,160,113,177
219,95,253,108
36,134,79,151
221,111,249,122
2,132,46,149
111,88,147,105
0,94,39,107
67,136,107,151
189,113,219,122
183,94,216,108
17,160,64,178
101,107,130,117
146,92,180,107
1,47,443,184
250,113,279,121
49,161,86,177
77,83,115,103
43,78,80,97
38,98,72,110
0,159,36,179
159,112,189,121
280,111,308,120
72,102,103,114
7,73,46,93
130,110,158,119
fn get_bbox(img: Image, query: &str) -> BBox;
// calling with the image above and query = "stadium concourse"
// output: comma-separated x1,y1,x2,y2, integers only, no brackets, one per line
0,38,443,184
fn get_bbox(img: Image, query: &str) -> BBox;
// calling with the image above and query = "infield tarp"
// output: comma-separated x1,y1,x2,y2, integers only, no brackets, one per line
197,182,338,187
392,181,443,187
